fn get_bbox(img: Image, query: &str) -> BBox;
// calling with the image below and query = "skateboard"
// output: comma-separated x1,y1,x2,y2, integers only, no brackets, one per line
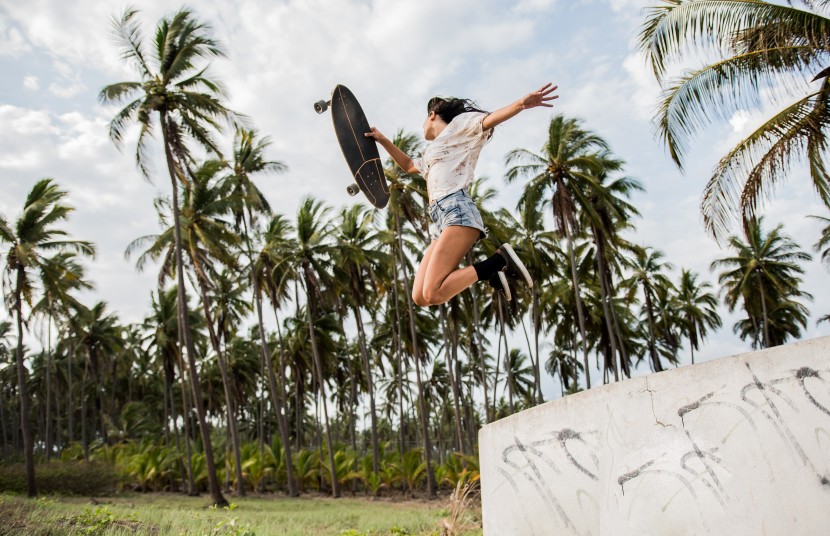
315,85,390,209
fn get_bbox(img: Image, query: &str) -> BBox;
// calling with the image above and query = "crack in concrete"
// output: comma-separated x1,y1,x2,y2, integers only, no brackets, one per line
643,377,673,428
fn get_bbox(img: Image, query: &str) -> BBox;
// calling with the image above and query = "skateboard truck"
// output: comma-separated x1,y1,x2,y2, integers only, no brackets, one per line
346,183,360,196
314,99,331,114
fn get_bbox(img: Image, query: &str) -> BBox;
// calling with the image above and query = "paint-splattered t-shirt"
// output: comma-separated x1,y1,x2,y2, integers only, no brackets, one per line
413,111,493,203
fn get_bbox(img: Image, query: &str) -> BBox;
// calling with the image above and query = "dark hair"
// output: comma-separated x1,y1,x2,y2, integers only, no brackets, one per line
427,97,488,124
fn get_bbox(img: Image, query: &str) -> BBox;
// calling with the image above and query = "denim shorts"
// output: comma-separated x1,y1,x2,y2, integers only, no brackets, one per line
427,189,487,242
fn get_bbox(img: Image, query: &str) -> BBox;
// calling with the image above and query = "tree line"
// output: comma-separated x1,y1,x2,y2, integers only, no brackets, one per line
2,2,828,503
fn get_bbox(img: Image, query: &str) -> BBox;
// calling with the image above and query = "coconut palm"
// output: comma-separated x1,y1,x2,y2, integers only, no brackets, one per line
506,114,614,389
100,7,236,506
31,252,91,460
128,159,247,495
281,197,341,497
675,269,722,364
143,286,200,494
224,127,299,495
75,301,123,454
623,247,674,372
256,213,300,495
503,348,535,409
331,204,388,477
811,214,830,265
711,217,812,348
639,0,830,238
379,131,438,496
0,178,95,497
582,167,642,381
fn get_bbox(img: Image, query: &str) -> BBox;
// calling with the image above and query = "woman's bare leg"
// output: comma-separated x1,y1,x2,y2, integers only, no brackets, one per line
421,226,480,306
412,241,437,307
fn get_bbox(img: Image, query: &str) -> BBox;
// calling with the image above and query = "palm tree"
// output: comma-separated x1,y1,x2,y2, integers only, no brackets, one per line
143,286,198,494
100,7,235,506
639,0,830,238
256,213,300,495
285,197,341,497
32,252,91,460
675,269,721,364
0,178,95,497
504,348,535,409
75,301,122,455
506,114,614,389
811,214,830,265
623,247,674,373
379,131,438,496
223,126,299,496
583,168,642,381
128,160,247,495
487,198,562,403
711,217,812,348
331,204,387,478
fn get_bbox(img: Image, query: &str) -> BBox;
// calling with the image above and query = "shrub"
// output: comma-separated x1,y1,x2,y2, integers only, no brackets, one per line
0,461,119,496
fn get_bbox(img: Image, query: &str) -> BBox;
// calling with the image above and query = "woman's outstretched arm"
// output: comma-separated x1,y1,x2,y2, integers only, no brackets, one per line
482,83,559,131
364,127,419,174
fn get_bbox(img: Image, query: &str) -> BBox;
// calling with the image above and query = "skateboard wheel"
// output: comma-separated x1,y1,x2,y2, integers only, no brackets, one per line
314,100,330,114
346,183,360,196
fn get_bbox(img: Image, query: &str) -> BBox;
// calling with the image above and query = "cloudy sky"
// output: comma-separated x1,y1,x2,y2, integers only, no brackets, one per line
1,0,828,393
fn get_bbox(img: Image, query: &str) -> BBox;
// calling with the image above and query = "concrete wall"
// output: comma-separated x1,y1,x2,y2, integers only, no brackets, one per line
479,337,830,535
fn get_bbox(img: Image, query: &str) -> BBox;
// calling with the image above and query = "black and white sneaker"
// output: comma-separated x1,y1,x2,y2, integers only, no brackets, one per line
498,243,533,288
488,271,512,302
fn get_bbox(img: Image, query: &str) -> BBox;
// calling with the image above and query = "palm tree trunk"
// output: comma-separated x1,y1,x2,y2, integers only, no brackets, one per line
466,252,490,423
174,332,197,496
194,278,245,497
606,275,631,378
498,301,514,414
304,277,340,498
45,315,53,461
643,286,663,372
161,110,227,507
593,232,619,382
439,305,465,455
14,267,36,496
256,293,299,496
396,222,437,498
759,281,770,348
390,246,408,459
566,236,591,389
81,359,89,461
0,383,8,459
352,303,380,477
531,286,543,404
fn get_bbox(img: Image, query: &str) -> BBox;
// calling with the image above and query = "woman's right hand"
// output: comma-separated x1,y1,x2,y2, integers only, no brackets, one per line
364,127,387,143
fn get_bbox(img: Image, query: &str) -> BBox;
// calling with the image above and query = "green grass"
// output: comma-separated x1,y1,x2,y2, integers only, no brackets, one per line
0,492,483,535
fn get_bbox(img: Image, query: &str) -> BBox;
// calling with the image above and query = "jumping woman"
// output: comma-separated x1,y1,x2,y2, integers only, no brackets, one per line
365,82,559,307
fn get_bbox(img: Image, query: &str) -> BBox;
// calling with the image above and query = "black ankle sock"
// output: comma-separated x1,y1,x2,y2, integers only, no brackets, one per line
473,252,507,282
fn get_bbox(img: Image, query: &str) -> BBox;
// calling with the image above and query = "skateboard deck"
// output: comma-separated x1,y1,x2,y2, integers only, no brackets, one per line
315,85,390,209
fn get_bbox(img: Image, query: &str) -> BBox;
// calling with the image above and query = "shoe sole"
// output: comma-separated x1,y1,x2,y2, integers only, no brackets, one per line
497,271,512,302
501,244,533,288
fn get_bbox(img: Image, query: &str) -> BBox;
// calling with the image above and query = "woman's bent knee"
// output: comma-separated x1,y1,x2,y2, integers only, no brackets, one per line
422,288,448,306
412,291,429,307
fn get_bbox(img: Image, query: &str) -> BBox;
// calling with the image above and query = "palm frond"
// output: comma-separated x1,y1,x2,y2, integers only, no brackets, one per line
702,88,830,238
656,46,822,166
111,8,153,79
639,0,828,81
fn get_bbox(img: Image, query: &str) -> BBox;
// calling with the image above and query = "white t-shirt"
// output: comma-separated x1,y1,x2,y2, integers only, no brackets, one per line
413,111,493,202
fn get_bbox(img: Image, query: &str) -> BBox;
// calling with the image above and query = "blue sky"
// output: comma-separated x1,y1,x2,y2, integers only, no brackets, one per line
1,0,828,394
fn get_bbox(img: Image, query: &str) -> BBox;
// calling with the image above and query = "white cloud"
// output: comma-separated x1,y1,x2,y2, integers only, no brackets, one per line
0,16,30,56
1,0,827,356
514,0,558,14
22,74,38,90
48,80,86,98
